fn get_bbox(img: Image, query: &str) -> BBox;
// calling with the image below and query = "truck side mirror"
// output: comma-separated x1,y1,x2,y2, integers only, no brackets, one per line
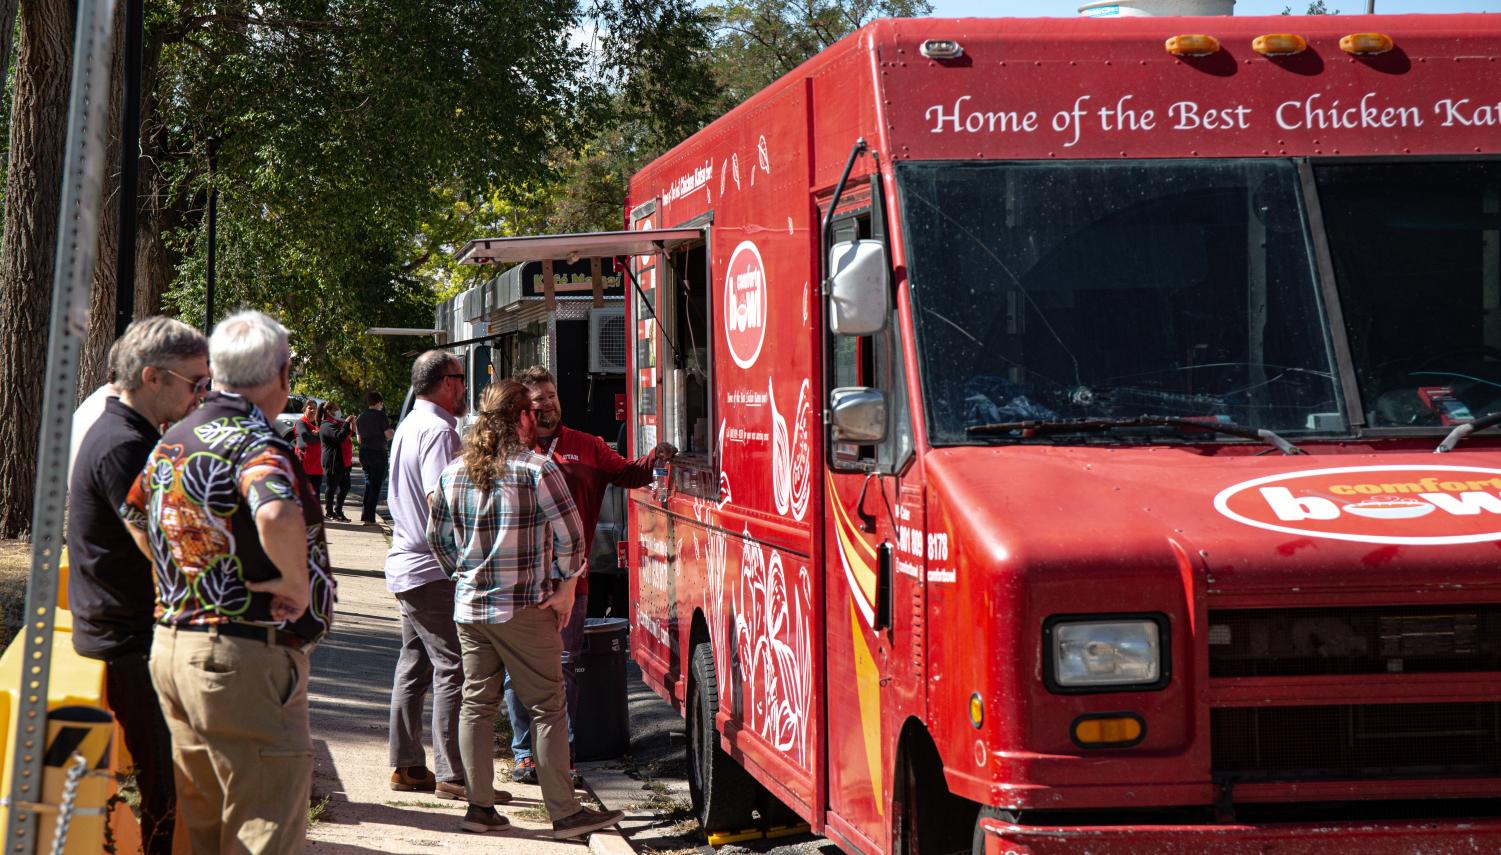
830,387,887,443
828,240,889,336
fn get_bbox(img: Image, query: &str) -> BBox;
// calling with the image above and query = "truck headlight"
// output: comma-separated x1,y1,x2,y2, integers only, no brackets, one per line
1045,616,1168,692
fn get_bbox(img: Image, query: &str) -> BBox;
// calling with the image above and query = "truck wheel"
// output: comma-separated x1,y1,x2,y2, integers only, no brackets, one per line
687,641,759,832
970,806,1018,855
894,735,981,855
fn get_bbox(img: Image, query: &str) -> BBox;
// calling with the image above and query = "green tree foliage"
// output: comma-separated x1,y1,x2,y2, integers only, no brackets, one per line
704,0,932,106
151,0,590,407
539,0,932,237
1283,1,1338,13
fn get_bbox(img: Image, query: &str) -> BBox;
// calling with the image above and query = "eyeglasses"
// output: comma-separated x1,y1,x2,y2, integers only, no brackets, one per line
163,368,212,395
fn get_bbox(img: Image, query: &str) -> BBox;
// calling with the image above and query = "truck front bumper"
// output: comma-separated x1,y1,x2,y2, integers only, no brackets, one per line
979,816,1501,854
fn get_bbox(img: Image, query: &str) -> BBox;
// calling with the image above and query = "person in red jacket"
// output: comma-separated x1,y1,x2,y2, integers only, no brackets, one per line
503,366,675,784
294,398,324,494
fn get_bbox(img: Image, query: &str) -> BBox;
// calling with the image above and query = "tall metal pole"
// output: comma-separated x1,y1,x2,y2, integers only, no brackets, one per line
113,0,143,336
205,136,219,333
4,0,119,850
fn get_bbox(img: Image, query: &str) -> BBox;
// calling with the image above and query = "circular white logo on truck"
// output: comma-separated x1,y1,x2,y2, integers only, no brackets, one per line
723,240,767,369
1213,464,1501,546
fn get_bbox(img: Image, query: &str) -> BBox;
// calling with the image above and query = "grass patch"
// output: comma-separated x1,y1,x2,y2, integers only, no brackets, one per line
0,539,32,651
618,754,704,845
384,799,465,810
510,806,551,823
116,772,142,817
307,794,333,829
492,708,515,752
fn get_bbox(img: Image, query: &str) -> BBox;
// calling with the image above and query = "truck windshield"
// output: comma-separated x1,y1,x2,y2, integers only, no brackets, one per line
898,159,1342,445
1314,161,1501,429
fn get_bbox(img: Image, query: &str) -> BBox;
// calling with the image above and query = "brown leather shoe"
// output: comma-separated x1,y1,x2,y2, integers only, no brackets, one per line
390,766,437,792
435,780,512,805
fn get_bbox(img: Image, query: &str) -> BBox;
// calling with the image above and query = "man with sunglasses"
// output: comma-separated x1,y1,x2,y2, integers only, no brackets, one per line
385,350,510,804
67,316,209,854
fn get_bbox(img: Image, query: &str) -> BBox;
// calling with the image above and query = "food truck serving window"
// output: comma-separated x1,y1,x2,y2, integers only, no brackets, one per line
637,225,716,498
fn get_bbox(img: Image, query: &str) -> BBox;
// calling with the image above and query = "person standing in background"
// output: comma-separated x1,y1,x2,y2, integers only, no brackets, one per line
295,398,324,495
321,401,354,522
69,317,209,854
384,350,502,803
426,379,623,839
503,366,675,785
355,390,394,527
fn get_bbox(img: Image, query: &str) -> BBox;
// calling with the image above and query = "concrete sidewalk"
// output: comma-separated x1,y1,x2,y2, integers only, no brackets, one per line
306,521,609,852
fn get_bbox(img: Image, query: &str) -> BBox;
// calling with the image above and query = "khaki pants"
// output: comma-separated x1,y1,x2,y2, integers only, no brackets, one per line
150,625,312,854
458,607,581,821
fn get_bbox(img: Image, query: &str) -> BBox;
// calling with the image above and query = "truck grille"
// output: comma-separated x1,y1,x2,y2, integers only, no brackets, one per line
1212,703,1501,781
1208,605,1501,678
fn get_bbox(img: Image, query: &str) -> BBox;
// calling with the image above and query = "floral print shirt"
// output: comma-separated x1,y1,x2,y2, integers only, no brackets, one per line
121,391,335,643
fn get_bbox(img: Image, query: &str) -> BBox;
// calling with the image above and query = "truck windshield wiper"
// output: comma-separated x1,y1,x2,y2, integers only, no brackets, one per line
966,415,1306,455
1435,411,1501,453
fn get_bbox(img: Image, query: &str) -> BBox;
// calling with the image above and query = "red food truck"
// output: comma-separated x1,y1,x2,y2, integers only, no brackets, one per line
459,12,1501,854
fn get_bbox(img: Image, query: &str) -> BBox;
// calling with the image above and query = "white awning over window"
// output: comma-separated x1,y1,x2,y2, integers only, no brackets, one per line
455,228,704,266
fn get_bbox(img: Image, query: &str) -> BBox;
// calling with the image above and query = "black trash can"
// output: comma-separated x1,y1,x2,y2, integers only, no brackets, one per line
573,617,631,761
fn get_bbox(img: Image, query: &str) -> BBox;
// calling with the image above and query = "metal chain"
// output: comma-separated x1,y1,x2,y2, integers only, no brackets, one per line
47,753,88,855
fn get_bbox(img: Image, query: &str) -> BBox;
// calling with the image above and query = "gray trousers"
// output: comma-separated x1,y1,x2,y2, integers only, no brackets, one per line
458,607,581,820
388,579,464,783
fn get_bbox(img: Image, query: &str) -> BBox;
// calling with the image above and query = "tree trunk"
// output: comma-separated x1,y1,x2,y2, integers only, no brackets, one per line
132,33,170,317
0,0,20,96
78,0,126,400
0,0,73,537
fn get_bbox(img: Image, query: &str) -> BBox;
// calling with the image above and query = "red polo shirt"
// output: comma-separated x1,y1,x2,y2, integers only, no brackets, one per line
532,425,655,595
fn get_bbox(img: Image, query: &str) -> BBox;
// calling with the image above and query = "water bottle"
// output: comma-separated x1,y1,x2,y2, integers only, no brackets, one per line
651,466,670,502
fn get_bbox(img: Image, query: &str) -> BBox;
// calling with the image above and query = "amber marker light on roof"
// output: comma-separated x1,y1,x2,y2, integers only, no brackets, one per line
1340,32,1394,55
1252,33,1309,56
1165,34,1221,57
920,39,964,60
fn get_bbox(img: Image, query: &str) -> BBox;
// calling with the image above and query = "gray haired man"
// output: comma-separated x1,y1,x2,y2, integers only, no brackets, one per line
122,310,336,852
68,316,209,854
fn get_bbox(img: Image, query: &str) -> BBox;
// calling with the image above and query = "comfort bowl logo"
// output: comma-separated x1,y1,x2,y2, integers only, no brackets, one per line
1214,465,1501,546
723,240,767,369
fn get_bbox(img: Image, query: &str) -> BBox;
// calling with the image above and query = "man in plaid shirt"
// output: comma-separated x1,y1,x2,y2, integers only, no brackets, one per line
426,379,624,839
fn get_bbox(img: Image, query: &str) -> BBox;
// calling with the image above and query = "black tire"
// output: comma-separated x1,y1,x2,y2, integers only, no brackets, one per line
687,641,759,833
971,806,1018,855
894,736,981,855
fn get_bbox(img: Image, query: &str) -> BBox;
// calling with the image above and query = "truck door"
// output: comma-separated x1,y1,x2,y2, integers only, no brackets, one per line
821,191,918,851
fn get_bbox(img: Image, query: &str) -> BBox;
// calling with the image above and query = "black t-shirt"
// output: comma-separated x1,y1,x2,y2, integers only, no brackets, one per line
355,407,390,455
66,396,160,660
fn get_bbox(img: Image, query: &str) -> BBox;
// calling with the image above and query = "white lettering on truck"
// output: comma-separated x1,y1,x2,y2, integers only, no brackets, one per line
1275,92,1422,131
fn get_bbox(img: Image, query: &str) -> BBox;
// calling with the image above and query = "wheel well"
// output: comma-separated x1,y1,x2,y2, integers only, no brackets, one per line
895,718,980,855
690,609,710,652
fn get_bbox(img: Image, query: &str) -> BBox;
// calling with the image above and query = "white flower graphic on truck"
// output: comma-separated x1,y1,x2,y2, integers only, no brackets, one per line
731,532,813,764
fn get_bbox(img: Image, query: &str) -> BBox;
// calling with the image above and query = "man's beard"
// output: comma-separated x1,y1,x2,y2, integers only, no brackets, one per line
537,412,560,430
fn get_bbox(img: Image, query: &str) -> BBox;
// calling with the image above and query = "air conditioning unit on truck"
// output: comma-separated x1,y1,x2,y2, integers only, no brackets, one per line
457,13,1501,854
